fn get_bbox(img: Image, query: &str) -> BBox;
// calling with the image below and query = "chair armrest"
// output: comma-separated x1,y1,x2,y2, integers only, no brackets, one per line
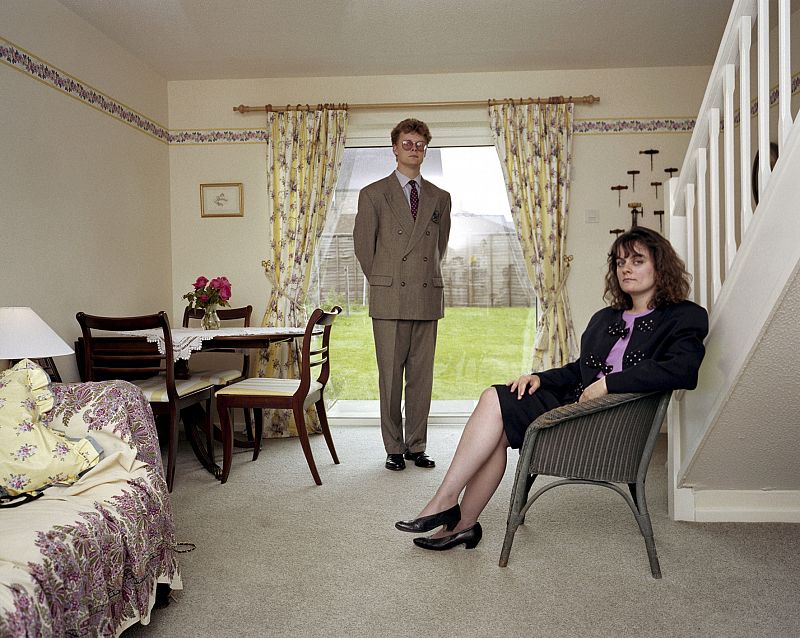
522,391,670,483
43,380,163,469
529,392,658,430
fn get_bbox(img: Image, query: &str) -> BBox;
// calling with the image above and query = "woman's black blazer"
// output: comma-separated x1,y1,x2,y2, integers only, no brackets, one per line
536,300,709,400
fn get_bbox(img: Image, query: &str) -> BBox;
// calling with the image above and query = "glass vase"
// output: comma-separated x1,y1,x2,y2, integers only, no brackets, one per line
201,304,221,330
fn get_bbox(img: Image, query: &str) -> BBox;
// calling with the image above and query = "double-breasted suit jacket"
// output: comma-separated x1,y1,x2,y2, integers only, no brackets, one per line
353,174,452,320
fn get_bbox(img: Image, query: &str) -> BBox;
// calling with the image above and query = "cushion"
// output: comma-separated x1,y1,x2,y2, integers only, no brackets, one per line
130,373,214,402
216,377,323,398
192,368,245,386
0,359,100,496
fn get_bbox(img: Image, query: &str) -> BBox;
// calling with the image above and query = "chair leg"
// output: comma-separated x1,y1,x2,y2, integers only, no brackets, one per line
180,404,209,476
500,432,541,567
216,399,234,484
166,406,178,492
642,529,662,579
499,515,523,568
294,406,322,486
628,482,639,508
243,408,254,442
204,398,214,466
315,398,339,464
500,471,534,567
631,481,662,579
252,408,263,461
520,473,537,524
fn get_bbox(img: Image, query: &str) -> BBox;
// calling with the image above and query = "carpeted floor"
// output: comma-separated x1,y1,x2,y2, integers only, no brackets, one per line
125,425,800,637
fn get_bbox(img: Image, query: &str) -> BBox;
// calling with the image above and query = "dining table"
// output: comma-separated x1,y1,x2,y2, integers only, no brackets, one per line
90,325,315,480
114,325,309,359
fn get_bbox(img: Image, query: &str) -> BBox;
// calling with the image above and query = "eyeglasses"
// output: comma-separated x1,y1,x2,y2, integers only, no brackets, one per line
400,140,427,151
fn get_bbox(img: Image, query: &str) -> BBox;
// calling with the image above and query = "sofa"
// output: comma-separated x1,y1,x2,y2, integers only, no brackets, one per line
0,375,181,637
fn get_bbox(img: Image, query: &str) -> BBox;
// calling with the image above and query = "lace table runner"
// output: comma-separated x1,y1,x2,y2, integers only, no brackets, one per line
99,326,306,361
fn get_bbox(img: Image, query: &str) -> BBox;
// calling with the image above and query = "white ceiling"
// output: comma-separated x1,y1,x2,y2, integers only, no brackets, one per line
55,0,735,81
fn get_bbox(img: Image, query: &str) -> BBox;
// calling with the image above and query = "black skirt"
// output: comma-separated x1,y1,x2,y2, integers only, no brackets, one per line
493,384,567,449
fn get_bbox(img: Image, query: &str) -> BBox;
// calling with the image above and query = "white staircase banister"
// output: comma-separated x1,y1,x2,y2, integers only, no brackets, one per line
757,0,770,202
778,0,793,146
739,16,753,233
667,0,799,522
669,0,757,218
723,64,736,273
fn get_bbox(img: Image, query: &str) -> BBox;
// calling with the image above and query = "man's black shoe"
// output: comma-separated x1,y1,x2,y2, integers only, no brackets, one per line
404,451,435,468
385,454,406,471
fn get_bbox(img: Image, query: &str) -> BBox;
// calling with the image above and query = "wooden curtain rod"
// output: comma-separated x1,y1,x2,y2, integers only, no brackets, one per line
232,95,599,113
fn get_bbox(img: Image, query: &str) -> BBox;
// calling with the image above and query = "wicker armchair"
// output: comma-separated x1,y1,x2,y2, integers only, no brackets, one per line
499,391,672,578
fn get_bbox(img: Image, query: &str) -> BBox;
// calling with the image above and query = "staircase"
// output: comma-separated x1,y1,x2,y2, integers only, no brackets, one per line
665,0,800,522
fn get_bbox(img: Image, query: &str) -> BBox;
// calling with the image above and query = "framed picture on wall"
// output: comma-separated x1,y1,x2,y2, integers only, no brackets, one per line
200,183,243,217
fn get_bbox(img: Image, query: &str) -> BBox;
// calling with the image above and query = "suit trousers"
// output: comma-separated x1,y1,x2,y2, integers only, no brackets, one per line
371,318,438,455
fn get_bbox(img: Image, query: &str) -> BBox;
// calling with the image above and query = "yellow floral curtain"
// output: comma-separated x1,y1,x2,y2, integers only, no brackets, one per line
258,106,348,437
489,101,577,370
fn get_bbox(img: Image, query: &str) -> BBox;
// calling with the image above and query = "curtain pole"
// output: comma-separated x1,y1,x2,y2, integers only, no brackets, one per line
233,95,599,113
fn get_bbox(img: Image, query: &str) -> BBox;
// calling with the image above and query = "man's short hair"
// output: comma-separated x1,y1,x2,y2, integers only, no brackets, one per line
391,118,432,145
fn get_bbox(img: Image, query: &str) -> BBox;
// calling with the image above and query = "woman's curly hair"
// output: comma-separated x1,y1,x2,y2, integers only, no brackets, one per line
604,227,692,310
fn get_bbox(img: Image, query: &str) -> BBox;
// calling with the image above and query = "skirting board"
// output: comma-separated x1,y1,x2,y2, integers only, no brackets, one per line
678,490,800,522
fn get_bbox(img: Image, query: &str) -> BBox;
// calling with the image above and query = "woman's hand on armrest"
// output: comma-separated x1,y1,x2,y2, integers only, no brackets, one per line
579,377,608,402
506,374,541,399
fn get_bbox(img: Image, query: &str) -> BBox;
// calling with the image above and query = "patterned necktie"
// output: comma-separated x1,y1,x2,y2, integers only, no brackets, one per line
409,179,418,221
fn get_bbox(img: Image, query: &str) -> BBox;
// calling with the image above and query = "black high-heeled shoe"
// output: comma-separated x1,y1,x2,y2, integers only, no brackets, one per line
395,504,461,533
413,522,483,551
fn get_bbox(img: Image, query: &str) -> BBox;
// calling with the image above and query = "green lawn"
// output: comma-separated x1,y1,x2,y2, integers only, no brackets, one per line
327,305,537,400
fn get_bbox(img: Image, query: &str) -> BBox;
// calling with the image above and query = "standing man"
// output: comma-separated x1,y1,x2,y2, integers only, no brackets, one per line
354,118,452,471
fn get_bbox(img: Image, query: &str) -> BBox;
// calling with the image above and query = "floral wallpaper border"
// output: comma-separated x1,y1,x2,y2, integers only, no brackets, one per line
3,38,798,146
573,118,695,134
2,39,169,143
170,129,269,144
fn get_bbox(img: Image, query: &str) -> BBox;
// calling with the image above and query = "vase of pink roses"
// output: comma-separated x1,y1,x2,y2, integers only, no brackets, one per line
183,276,232,330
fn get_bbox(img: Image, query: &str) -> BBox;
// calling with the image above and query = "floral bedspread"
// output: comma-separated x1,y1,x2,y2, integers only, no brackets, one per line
0,381,181,637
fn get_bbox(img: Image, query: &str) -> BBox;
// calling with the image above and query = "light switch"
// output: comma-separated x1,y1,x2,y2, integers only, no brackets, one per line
585,209,599,224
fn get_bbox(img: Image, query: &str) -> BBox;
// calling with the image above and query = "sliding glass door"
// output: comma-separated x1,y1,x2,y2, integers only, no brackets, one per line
307,146,536,401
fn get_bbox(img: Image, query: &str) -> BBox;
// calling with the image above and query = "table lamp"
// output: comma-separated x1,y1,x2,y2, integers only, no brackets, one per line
0,307,74,382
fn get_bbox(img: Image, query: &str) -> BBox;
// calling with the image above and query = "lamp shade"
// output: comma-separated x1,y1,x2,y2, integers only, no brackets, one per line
0,307,74,359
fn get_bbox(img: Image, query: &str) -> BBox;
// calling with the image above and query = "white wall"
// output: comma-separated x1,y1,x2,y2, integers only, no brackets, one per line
1,1,171,382
169,67,710,331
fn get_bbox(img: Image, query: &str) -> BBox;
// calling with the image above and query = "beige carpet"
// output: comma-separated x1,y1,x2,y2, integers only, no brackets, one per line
125,425,800,637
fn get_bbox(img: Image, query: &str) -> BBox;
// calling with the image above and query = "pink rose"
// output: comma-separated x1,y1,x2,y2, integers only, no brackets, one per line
209,277,223,290
193,276,209,289
199,293,209,303
219,285,231,301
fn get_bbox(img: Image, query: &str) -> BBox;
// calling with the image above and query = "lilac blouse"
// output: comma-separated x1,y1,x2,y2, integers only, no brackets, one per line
599,308,655,378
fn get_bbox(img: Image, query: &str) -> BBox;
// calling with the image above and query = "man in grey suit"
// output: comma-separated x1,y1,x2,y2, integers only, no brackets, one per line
354,118,452,471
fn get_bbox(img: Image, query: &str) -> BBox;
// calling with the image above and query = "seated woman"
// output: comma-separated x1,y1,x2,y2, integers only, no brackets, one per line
395,226,708,551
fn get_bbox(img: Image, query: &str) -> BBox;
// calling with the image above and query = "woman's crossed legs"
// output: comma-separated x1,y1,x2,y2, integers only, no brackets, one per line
415,386,510,538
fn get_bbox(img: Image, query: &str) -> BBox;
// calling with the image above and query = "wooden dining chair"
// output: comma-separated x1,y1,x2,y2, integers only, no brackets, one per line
215,306,342,484
183,305,255,440
76,311,215,492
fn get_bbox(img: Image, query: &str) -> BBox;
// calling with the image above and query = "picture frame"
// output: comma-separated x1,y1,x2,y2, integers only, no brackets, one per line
200,183,243,218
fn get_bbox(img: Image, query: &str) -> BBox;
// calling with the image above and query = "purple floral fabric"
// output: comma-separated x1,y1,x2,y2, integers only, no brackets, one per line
46,381,163,470
0,381,179,637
